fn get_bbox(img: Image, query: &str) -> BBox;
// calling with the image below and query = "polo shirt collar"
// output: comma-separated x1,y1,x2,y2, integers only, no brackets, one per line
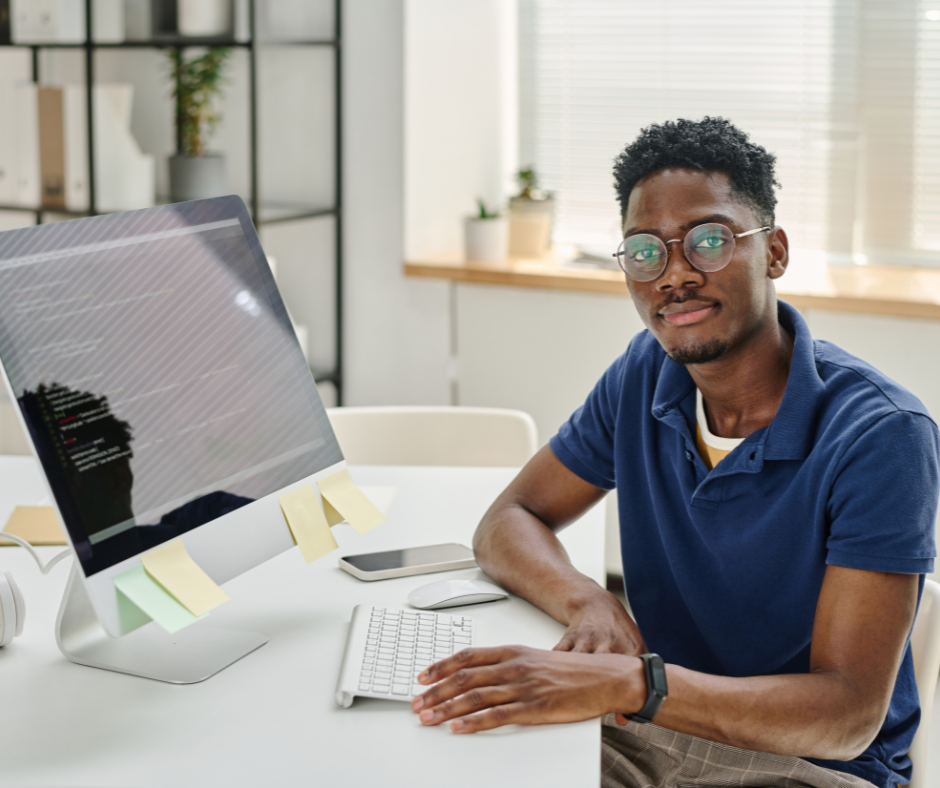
650,299,824,461
764,301,825,460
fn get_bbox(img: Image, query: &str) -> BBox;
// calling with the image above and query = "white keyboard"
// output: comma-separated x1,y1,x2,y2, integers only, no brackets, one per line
335,604,475,708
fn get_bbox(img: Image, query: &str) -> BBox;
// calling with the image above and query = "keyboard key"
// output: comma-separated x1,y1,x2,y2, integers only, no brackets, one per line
371,684,390,694
392,684,410,696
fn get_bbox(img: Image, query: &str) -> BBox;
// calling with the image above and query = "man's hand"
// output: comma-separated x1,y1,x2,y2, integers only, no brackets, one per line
554,592,647,655
410,645,642,733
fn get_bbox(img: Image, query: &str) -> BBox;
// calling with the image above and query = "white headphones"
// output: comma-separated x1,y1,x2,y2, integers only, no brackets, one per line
0,532,70,647
0,571,25,647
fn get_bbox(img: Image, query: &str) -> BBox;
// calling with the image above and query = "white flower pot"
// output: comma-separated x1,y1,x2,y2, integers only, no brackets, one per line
177,0,232,37
464,217,508,262
509,196,555,256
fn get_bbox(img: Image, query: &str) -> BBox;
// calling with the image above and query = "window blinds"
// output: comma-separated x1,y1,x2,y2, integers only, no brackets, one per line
520,0,940,268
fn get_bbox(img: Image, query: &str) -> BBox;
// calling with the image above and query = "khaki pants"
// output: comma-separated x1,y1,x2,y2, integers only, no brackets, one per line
601,715,878,788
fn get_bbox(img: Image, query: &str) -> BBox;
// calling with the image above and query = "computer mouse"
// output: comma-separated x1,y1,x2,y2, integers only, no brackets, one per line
407,578,508,610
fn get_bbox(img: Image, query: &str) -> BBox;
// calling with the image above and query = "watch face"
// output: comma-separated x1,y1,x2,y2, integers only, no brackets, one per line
651,661,668,690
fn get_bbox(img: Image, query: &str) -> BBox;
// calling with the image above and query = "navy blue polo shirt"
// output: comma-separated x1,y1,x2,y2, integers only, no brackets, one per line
550,301,938,788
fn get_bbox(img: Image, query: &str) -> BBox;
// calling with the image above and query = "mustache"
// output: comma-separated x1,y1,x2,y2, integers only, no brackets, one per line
658,292,718,309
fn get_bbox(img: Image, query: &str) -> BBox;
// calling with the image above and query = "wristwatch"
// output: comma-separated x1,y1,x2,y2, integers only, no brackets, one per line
627,653,668,724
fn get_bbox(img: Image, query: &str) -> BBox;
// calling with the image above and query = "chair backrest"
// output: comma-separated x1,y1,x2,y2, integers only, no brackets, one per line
908,577,940,788
325,406,538,467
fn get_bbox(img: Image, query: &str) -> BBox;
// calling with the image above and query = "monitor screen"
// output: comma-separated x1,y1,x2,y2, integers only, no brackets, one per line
0,197,342,577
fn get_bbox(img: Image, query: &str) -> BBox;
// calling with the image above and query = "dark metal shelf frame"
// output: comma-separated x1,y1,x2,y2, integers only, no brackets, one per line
0,0,344,403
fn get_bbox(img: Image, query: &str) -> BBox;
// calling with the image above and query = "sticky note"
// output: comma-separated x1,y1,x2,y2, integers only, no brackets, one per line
278,485,339,563
113,565,204,633
0,506,66,546
317,469,388,535
322,496,345,527
141,539,230,617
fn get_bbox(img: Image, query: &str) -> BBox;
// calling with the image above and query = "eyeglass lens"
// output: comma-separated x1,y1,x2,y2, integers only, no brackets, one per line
618,223,736,282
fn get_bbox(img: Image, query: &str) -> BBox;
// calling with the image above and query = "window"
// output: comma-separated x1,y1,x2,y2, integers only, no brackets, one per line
520,1,940,268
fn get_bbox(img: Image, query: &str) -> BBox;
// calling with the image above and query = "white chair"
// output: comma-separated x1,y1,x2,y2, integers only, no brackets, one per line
325,406,538,467
909,577,940,788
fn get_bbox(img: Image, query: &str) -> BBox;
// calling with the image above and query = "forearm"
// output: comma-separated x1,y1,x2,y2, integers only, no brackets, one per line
473,499,608,626
634,665,883,761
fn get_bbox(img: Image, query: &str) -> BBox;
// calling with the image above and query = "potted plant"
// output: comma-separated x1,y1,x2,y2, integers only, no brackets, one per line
508,167,555,257
177,0,233,37
167,46,231,202
464,199,508,262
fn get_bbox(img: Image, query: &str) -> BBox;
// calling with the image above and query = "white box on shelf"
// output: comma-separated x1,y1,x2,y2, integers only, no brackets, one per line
93,0,123,42
12,0,80,43
123,0,150,39
11,0,123,42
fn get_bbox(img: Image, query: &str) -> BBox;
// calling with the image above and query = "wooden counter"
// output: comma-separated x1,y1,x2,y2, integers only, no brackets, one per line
405,249,940,321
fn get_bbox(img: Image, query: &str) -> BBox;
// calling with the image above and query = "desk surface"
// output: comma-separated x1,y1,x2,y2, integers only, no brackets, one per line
0,457,604,787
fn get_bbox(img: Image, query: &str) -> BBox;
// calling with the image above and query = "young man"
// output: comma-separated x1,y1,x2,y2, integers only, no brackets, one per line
410,118,939,788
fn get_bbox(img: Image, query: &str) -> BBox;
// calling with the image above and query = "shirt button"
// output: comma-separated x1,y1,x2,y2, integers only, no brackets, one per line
684,450,693,461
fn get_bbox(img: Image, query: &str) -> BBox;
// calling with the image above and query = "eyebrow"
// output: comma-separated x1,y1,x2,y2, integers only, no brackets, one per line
623,213,742,238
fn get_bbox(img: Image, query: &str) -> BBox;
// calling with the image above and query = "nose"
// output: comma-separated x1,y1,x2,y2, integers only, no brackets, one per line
655,240,705,293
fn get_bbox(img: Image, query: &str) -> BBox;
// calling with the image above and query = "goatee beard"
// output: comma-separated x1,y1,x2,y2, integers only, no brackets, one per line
667,339,730,366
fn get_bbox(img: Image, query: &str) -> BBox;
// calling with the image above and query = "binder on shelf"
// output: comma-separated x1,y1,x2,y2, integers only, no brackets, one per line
13,83,40,207
0,0,11,44
37,84,155,213
37,87,66,209
0,81,16,205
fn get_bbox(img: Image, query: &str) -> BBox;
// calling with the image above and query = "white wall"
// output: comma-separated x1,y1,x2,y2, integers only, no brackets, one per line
404,0,517,260
341,0,451,407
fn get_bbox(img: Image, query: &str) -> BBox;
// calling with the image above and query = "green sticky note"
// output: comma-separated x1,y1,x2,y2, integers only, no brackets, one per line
113,565,205,633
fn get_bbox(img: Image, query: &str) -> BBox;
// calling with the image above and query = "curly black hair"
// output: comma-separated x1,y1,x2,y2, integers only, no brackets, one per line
613,117,779,225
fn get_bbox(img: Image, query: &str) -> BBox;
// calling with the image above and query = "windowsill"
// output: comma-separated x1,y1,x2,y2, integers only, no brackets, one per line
404,248,940,321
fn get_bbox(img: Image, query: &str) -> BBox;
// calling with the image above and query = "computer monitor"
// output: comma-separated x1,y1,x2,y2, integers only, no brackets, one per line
0,197,344,680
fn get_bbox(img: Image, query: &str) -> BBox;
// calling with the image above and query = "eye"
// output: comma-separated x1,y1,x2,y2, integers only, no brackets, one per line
694,234,726,250
631,248,658,262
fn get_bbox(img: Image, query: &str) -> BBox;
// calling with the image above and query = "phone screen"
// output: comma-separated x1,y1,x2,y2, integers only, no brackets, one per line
341,543,474,573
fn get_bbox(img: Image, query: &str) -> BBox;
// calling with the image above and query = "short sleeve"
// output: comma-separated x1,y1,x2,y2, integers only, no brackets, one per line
549,349,630,491
826,411,939,574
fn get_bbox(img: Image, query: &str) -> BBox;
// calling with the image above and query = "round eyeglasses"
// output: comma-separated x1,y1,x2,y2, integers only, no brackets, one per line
613,223,771,282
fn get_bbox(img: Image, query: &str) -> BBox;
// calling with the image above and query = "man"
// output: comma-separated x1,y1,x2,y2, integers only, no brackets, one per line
410,118,940,788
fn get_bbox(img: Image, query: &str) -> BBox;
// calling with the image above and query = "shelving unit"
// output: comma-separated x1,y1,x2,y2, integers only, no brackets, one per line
0,0,344,401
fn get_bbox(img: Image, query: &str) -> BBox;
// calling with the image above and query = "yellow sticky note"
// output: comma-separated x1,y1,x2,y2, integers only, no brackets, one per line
322,496,344,527
279,485,339,563
141,539,230,617
317,469,388,535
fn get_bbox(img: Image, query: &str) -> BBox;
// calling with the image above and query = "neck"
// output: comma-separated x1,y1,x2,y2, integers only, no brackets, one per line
688,314,794,440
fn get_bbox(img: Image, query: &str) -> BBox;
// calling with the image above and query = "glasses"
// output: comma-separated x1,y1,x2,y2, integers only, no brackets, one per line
613,223,771,282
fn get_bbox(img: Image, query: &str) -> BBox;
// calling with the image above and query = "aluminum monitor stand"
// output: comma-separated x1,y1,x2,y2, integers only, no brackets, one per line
55,564,268,684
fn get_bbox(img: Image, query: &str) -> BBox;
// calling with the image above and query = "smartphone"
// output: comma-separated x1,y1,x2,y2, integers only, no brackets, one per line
338,543,477,581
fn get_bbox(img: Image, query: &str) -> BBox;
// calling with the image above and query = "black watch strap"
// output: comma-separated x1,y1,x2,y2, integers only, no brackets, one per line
626,653,668,724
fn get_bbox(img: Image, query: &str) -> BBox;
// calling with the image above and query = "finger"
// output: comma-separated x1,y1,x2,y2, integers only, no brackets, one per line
450,701,530,734
417,685,517,726
552,633,574,652
614,713,629,725
414,662,516,711
568,637,599,654
418,645,522,685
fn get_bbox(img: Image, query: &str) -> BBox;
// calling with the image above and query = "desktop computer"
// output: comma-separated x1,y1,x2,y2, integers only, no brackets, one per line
0,196,345,682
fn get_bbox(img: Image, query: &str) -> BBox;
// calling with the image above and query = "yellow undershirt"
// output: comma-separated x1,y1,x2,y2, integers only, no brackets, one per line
695,389,745,471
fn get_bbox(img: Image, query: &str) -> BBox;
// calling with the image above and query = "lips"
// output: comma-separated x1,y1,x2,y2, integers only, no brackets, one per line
658,301,717,326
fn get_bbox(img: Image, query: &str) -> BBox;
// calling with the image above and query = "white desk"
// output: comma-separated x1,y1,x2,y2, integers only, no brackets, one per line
0,457,604,787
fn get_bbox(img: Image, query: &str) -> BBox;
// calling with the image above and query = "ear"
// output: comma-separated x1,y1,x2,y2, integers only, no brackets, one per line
766,226,788,280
